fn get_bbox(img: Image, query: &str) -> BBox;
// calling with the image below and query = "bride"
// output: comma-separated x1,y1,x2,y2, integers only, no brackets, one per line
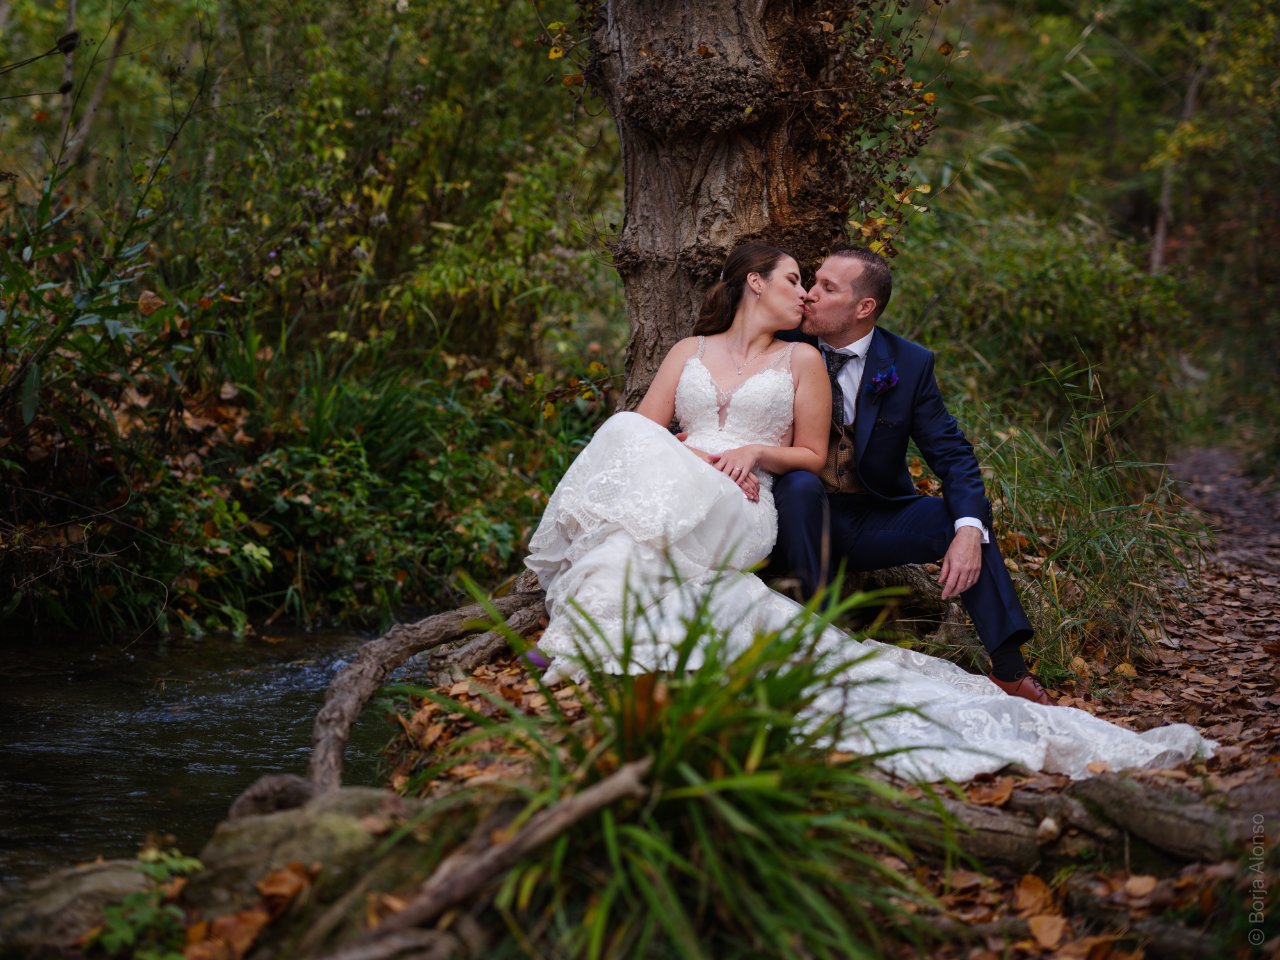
525,243,1211,783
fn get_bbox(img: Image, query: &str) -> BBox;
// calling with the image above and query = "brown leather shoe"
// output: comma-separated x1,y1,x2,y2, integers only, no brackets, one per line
987,673,1053,706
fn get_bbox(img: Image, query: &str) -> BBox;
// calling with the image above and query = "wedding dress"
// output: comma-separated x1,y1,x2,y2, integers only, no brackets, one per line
525,337,1212,782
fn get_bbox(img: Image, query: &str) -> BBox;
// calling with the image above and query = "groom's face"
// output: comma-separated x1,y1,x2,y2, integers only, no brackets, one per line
801,257,876,348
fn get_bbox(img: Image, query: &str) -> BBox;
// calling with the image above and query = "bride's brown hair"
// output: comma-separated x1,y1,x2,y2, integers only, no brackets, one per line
693,242,790,335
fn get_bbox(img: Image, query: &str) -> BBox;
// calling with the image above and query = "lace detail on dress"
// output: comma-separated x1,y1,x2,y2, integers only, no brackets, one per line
677,337,795,455
688,336,796,430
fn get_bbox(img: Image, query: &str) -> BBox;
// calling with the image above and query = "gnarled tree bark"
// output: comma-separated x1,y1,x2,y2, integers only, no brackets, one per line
583,0,934,405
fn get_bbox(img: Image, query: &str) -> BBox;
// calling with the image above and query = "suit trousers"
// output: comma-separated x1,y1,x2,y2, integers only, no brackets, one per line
772,471,1033,654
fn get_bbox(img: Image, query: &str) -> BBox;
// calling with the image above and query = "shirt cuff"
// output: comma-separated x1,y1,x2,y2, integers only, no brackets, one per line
954,517,989,544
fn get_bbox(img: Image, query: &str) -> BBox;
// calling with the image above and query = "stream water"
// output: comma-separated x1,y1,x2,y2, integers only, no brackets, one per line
0,630,401,886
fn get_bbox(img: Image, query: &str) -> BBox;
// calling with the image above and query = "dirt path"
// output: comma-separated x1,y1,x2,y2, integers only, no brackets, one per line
910,448,1280,959
1081,448,1280,790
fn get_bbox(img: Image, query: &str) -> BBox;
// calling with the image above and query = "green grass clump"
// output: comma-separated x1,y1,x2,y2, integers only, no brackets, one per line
966,365,1204,675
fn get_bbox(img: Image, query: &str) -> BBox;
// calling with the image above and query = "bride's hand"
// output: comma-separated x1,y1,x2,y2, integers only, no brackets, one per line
709,445,761,501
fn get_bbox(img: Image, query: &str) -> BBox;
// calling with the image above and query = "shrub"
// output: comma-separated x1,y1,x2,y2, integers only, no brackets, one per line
894,208,1197,455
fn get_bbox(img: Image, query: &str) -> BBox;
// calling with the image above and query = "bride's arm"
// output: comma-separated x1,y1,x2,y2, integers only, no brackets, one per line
710,344,830,477
635,337,701,430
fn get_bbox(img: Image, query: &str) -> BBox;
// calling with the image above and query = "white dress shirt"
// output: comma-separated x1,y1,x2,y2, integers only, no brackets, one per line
818,331,988,543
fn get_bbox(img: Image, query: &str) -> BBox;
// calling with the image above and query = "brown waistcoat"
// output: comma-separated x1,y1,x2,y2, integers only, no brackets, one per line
819,421,866,494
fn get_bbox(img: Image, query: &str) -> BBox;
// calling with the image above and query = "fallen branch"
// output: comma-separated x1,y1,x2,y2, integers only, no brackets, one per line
931,772,1271,874
308,929,457,960
320,758,653,960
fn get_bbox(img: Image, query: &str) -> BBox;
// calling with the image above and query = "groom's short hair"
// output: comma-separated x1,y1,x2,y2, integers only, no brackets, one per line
829,246,892,319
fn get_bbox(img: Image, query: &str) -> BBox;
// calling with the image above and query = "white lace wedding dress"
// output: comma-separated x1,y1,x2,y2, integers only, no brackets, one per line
525,338,1212,782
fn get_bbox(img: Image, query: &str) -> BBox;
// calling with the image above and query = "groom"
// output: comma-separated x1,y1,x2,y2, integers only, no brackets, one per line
773,247,1051,705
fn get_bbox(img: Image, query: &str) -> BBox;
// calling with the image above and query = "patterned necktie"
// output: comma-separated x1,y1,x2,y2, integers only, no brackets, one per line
820,345,855,425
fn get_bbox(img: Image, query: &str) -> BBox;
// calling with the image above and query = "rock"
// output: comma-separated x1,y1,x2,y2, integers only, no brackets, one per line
0,860,147,955
228,773,316,819
184,787,420,915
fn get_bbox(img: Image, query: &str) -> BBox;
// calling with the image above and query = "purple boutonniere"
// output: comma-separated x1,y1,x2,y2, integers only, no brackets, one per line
865,365,899,402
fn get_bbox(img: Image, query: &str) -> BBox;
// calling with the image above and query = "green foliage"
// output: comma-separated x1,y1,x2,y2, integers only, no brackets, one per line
895,207,1197,449
913,0,1280,472
0,0,622,637
90,847,202,959
15,357,610,636
384,584,955,958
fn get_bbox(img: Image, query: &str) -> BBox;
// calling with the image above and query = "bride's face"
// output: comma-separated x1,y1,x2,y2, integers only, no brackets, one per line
754,256,807,329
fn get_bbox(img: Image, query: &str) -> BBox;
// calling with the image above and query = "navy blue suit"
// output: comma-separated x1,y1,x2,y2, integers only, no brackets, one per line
773,327,1032,654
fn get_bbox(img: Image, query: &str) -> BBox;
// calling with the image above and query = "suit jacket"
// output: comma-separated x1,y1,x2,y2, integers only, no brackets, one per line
781,326,992,527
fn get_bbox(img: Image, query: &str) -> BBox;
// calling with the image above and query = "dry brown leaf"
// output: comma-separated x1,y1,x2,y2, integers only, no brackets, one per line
138,290,166,315
966,775,1015,807
206,907,270,960
1014,873,1054,915
257,862,311,915
1027,913,1067,949
1122,874,1158,898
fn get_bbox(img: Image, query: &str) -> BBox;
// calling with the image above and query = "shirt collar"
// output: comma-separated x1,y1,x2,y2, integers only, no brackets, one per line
819,328,875,358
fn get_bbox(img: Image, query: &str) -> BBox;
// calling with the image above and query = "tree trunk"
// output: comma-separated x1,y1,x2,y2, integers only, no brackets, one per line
584,0,933,405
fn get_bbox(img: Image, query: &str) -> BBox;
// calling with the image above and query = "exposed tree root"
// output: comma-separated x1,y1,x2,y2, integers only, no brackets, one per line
306,573,546,794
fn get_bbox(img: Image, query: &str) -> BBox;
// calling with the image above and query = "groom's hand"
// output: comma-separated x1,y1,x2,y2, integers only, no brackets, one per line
939,526,983,599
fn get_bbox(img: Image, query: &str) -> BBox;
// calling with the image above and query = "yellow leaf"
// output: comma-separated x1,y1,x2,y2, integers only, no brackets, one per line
923,92,937,104
542,401,556,420
548,46,564,59
915,184,932,194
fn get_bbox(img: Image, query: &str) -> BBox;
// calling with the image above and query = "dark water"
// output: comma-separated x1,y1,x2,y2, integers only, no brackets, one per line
0,631,405,886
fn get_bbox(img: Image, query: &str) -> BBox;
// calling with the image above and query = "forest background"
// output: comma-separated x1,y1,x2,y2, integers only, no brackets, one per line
1,0,1277,682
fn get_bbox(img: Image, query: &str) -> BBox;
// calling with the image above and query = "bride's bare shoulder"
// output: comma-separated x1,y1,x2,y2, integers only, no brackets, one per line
664,336,703,361
787,341,824,369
